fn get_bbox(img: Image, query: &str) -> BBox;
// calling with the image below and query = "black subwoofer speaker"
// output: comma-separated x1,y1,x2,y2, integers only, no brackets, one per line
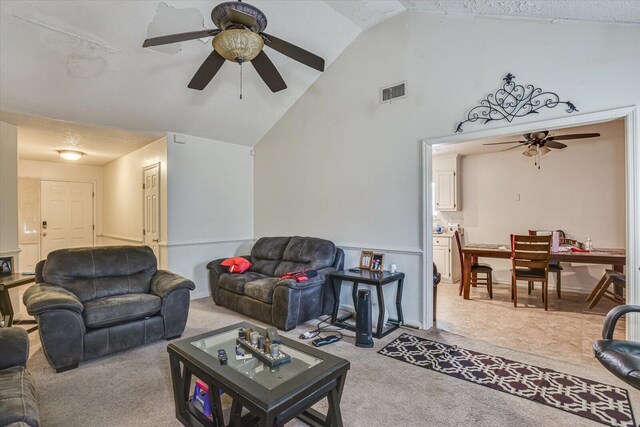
355,289,374,348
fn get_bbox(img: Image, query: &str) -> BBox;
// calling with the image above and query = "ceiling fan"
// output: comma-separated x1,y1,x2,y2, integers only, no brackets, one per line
483,130,601,169
142,0,325,97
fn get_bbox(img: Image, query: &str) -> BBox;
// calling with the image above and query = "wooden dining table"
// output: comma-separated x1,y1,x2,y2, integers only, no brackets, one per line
461,244,626,299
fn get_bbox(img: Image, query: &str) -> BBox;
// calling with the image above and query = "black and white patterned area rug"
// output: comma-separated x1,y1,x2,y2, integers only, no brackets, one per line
379,334,635,427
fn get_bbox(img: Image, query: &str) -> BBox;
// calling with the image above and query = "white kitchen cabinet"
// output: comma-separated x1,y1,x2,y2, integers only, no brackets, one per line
434,170,457,211
433,234,461,283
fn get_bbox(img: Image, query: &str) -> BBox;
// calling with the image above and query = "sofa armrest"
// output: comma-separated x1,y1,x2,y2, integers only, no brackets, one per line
0,327,29,369
151,270,195,298
602,305,640,339
205,258,228,276
23,284,83,316
275,267,336,290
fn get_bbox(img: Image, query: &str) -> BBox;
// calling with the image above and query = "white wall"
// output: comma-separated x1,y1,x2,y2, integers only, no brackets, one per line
166,133,254,299
253,12,640,327
434,121,626,292
0,121,19,258
102,136,168,266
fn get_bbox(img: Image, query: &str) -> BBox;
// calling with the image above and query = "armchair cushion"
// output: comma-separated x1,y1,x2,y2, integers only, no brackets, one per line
0,328,29,370
83,294,161,328
218,271,268,295
150,270,195,298
23,284,83,316
0,367,39,427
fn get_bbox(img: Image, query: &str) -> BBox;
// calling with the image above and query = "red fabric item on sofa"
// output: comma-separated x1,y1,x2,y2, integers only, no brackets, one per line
221,257,251,274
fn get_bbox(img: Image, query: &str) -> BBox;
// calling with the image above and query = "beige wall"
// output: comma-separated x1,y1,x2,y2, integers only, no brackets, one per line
102,136,168,267
253,12,640,327
166,133,254,299
434,120,626,291
0,121,19,259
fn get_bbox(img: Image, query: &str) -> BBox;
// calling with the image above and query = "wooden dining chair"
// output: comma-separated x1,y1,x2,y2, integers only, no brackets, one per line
587,270,626,309
511,234,552,310
455,231,493,298
528,230,563,298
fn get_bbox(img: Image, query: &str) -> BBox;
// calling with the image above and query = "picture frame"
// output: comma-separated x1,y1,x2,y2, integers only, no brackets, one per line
370,253,385,272
0,256,13,276
359,251,374,270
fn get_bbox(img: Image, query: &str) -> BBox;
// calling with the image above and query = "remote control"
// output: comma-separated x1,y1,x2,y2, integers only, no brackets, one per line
312,335,340,347
266,327,282,344
217,349,228,365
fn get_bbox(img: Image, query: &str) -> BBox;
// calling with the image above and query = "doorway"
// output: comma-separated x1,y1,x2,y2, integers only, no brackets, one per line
422,106,640,346
142,163,161,262
41,180,94,258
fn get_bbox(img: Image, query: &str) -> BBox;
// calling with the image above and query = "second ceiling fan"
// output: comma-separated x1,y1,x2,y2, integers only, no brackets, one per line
142,0,325,96
484,130,601,169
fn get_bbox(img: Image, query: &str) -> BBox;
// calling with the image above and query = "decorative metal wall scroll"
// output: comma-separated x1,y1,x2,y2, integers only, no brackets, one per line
455,73,578,133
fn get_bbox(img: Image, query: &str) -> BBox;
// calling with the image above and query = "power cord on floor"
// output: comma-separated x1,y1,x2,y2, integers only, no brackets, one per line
298,314,356,342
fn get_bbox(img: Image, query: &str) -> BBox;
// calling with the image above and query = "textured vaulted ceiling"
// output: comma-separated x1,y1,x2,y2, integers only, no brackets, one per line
1,1,638,149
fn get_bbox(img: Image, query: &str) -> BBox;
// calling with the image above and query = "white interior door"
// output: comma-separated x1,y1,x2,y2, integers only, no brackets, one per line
143,164,160,261
41,181,94,258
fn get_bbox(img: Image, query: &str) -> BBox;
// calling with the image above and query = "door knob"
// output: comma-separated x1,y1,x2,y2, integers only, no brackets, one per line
152,239,159,243
42,232,47,237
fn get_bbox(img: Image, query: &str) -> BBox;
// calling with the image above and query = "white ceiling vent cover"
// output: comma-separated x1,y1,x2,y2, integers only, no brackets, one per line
380,81,407,104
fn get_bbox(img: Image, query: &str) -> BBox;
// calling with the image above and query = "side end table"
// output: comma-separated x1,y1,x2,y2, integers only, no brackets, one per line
329,270,405,338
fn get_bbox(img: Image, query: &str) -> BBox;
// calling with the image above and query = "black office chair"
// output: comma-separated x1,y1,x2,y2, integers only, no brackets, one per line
433,263,441,322
593,305,640,390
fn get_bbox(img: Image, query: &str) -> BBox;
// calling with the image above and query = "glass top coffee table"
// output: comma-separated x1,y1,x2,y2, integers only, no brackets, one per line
167,322,350,427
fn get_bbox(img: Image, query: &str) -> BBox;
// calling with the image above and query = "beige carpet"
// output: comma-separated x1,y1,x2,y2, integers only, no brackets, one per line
26,298,639,427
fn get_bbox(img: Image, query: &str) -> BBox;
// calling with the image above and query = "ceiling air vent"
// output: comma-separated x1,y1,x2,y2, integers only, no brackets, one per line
380,81,407,104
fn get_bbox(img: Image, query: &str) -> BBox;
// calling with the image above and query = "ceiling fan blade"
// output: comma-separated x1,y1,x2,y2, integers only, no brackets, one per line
251,51,287,92
545,140,567,149
227,8,258,29
499,144,524,152
188,50,226,90
483,141,525,146
143,29,220,48
550,133,601,141
262,33,325,72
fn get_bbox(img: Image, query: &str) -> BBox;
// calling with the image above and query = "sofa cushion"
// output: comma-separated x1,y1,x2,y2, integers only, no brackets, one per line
249,237,291,276
42,246,157,303
243,277,281,304
83,293,161,328
0,366,40,427
218,272,269,296
274,237,337,277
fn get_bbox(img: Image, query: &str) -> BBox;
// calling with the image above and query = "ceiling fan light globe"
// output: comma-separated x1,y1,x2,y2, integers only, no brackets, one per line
523,147,537,157
540,146,551,155
212,29,264,63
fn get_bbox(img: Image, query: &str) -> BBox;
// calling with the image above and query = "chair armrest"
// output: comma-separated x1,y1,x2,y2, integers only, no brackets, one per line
151,270,195,298
0,327,29,369
602,305,640,339
23,284,83,316
35,259,46,283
